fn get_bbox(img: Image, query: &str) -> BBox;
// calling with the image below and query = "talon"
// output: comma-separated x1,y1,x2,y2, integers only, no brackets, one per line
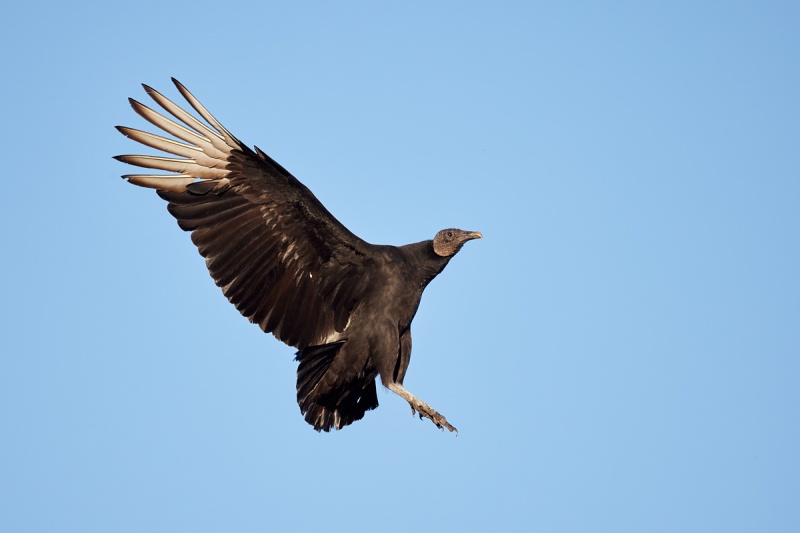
389,383,458,434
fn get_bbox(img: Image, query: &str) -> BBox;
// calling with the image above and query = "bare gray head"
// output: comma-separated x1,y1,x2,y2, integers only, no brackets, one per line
432,228,482,257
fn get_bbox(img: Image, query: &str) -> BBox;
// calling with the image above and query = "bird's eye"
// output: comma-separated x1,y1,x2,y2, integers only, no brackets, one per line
446,231,453,238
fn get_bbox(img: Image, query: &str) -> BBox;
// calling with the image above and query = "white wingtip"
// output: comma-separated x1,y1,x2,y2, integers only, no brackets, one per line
122,175,196,192
116,80,240,192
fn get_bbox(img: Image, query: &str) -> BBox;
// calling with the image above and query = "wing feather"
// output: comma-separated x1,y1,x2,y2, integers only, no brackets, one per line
115,127,202,157
116,80,374,348
123,175,196,192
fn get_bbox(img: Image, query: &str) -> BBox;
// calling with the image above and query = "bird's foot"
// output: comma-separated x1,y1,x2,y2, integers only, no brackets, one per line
387,382,458,435
409,399,458,434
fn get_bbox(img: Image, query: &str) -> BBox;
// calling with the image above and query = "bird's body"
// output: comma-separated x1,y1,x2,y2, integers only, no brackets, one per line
116,79,480,432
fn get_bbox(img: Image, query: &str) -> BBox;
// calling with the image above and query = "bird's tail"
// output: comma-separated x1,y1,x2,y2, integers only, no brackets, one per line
295,342,379,432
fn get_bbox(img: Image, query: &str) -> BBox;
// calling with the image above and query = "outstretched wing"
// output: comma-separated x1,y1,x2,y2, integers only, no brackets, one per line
115,79,374,349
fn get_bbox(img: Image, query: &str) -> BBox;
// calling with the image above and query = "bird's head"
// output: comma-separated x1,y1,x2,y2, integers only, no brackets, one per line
432,228,482,257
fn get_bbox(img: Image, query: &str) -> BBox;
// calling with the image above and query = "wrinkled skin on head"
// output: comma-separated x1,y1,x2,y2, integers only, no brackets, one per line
433,228,483,257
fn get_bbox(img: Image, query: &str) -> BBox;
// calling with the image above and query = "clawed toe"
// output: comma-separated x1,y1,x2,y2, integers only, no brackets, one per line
408,400,457,434
388,382,458,434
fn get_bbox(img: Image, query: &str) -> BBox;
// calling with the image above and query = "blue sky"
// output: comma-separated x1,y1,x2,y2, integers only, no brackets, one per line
2,1,798,531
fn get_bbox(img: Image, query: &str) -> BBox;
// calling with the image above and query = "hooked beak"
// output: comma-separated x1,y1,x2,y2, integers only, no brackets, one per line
465,231,482,241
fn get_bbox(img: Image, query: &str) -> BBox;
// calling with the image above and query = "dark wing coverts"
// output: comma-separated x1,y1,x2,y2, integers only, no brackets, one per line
116,79,373,349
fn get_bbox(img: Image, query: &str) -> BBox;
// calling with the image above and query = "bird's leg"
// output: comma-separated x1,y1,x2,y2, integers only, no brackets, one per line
386,382,457,434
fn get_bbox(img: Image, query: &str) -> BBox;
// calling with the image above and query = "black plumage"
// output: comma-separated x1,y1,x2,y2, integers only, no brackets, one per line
115,79,481,433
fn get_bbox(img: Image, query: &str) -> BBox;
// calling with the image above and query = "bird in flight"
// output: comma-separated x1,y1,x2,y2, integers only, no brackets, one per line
115,79,481,433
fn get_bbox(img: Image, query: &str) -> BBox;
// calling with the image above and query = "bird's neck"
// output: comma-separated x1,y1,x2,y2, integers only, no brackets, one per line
399,240,452,288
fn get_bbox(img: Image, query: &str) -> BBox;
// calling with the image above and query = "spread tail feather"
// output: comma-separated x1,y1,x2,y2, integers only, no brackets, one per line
295,342,378,432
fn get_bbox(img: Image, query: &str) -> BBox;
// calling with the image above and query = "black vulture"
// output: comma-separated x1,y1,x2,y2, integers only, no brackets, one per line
114,79,481,433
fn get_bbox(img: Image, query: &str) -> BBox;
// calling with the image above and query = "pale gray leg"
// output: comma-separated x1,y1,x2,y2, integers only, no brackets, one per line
386,382,457,434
